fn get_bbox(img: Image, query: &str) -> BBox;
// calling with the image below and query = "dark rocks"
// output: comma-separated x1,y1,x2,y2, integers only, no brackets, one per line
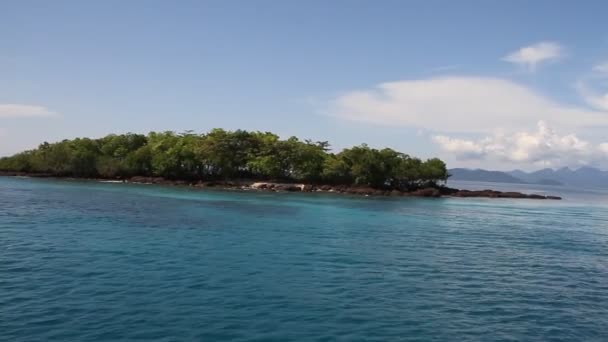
438,186,460,196
390,190,402,196
497,191,526,198
302,184,314,192
450,189,560,200
0,172,563,200
130,176,166,184
0,171,22,176
148,179,562,200
453,189,499,198
194,181,213,188
411,188,441,197
274,184,301,192
0,171,54,177
344,187,376,195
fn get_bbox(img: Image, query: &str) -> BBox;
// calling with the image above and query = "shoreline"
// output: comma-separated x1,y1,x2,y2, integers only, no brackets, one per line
0,172,562,200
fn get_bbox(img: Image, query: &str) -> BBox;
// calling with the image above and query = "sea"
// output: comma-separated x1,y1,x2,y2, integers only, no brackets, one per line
1,176,607,341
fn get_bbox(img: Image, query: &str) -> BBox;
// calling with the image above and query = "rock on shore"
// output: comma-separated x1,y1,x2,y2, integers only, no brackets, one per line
124,177,561,200
446,189,562,200
0,172,562,200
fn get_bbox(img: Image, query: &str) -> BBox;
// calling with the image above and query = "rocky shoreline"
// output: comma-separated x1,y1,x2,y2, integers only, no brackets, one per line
0,172,562,200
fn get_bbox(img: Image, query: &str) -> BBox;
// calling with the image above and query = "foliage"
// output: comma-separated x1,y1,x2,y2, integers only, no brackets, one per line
0,129,448,189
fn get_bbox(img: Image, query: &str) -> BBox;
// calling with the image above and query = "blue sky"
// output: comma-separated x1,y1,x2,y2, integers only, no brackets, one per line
2,0,608,170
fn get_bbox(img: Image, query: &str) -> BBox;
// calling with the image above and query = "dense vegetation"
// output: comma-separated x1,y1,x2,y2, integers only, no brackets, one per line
0,129,448,190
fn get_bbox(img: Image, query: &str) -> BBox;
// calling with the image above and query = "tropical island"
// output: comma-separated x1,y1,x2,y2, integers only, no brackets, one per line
0,128,560,199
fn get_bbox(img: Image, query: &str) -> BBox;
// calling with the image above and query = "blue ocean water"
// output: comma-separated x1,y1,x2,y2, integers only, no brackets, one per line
1,177,608,341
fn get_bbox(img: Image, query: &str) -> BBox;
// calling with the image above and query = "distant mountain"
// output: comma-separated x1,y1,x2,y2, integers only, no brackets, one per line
448,168,527,184
508,169,529,180
508,167,608,188
449,166,608,188
508,169,565,185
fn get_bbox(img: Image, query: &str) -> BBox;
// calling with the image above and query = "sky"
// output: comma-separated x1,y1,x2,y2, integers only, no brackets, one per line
2,0,608,171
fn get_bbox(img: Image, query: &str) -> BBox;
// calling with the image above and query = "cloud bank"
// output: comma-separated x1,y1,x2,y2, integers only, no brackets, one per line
330,76,608,133
502,41,562,71
0,104,56,118
577,61,608,111
433,121,608,168
579,85,608,112
593,61,608,75
329,71,608,168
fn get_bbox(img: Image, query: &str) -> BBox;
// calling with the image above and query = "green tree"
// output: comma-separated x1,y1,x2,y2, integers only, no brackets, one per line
0,128,448,190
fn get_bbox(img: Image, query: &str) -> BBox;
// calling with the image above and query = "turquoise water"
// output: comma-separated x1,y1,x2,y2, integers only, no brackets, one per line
2,177,608,341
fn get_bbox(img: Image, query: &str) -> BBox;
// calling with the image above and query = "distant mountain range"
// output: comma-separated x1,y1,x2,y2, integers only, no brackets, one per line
448,167,608,188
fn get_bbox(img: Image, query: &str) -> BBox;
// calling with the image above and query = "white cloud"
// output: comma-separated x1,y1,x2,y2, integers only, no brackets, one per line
593,61,608,76
584,91,608,111
432,135,487,159
433,121,608,168
330,76,608,133
502,41,563,71
0,104,56,118
574,61,608,111
577,81,608,112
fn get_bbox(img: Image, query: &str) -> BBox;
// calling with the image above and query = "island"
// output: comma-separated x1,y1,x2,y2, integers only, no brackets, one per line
0,129,561,200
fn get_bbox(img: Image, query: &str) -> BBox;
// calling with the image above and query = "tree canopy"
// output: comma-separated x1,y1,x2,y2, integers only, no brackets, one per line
0,129,448,190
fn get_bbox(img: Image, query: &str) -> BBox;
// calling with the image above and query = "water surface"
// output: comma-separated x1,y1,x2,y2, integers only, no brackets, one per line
1,177,608,341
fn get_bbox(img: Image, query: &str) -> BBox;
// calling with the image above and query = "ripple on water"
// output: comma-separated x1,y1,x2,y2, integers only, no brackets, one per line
1,177,608,341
